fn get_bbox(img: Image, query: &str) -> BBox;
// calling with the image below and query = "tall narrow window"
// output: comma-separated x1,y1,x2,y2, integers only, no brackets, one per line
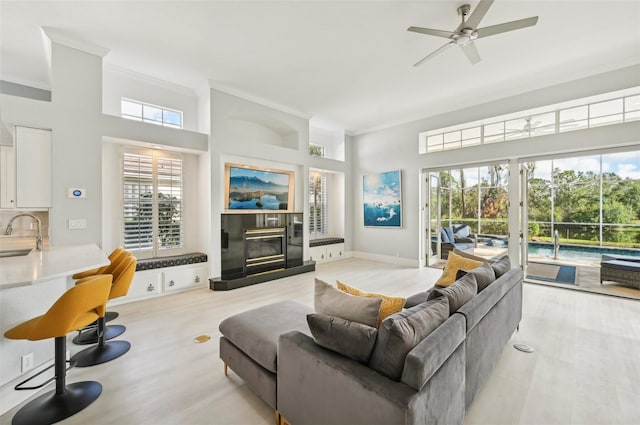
309,174,328,236
122,150,183,256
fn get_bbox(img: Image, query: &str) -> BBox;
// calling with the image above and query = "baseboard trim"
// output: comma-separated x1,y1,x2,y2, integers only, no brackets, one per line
350,251,420,268
0,358,54,416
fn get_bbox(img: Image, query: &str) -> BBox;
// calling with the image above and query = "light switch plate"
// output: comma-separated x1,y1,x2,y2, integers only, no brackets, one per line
68,218,86,230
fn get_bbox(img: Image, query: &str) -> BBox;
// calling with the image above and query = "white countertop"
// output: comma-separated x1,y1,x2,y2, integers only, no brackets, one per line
0,244,109,289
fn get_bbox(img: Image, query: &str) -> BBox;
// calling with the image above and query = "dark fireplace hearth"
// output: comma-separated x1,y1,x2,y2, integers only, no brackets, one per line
212,213,314,290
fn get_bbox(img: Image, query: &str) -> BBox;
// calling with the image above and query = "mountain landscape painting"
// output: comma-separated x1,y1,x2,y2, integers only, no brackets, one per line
227,165,292,211
363,170,402,227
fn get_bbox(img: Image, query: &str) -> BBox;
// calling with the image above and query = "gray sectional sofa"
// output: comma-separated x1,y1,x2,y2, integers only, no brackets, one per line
219,256,522,425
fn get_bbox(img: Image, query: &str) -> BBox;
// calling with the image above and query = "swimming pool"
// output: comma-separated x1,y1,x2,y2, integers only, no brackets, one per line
527,242,640,262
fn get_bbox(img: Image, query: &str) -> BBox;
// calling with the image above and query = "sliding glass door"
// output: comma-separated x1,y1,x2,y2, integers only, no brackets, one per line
426,173,441,266
522,149,640,293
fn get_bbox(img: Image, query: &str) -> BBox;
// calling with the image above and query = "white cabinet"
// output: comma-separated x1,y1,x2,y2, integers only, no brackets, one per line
1,127,52,209
0,145,16,208
163,264,207,293
309,243,345,264
15,127,51,208
125,269,162,301
119,262,208,303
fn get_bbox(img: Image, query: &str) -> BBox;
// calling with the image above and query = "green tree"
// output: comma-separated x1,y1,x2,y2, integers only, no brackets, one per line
135,192,181,248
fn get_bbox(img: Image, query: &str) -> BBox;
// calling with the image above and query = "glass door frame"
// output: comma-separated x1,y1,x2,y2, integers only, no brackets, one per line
426,172,441,266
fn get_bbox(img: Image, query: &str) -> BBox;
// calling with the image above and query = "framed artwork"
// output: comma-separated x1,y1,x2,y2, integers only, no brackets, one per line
224,163,294,212
363,170,402,227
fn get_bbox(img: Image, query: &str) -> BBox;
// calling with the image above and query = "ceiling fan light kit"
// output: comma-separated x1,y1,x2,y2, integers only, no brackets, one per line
408,0,538,66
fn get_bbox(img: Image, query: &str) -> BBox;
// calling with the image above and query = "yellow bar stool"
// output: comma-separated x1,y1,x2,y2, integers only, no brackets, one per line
4,275,112,425
73,249,133,345
71,255,137,367
72,247,125,280
72,247,127,325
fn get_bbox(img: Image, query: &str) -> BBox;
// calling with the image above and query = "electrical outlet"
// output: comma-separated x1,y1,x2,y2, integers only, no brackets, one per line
21,353,34,373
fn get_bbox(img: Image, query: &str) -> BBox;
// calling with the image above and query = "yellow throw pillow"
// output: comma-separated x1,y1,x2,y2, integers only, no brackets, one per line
435,250,483,287
337,281,406,327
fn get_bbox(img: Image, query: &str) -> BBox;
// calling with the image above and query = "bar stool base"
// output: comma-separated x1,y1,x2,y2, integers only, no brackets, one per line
71,340,131,367
73,325,126,345
105,311,119,323
11,381,102,425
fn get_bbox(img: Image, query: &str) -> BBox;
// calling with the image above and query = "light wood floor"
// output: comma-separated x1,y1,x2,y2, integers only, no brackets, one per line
1,258,639,424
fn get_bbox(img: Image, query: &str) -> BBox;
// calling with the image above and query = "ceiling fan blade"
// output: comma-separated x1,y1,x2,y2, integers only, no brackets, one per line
460,41,481,65
459,0,494,31
413,42,454,67
476,16,539,38
407,26,455,39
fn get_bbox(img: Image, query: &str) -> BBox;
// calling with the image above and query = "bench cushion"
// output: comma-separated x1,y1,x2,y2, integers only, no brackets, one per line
136,252,207,271
602,259,640,272
601,254,640,263
219,300,312,373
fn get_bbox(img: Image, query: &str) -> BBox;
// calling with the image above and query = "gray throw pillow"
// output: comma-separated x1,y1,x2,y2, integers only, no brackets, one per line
404,288,434,309
314,279,382,328
455,262,495,292
428,273,478,314
491,255,511,278
307,314,378,363
368,296,449,381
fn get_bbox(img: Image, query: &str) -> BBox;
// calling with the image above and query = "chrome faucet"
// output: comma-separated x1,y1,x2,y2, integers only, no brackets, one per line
4,213,43,251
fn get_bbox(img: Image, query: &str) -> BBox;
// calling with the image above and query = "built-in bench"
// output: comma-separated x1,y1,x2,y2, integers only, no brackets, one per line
309,238,345,263
309,237,344,247
135,252,208,271
119,252,209,302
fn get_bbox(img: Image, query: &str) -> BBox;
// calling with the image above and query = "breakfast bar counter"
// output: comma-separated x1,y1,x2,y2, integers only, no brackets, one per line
0,244,109,289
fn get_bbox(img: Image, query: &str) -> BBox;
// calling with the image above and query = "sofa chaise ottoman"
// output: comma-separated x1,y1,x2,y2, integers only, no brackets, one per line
218,300,313,423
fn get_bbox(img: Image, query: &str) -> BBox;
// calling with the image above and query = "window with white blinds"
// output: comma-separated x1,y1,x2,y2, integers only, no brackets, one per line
122,150,183,255
309,174,328,236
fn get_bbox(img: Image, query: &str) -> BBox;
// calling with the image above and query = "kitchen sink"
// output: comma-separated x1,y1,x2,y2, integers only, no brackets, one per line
0,248,33,258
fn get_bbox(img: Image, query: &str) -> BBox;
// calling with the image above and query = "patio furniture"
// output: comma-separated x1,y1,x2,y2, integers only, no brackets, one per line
600,254,640,290
432,225,476,260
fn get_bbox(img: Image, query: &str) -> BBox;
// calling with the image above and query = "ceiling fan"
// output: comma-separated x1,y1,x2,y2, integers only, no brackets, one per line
506,117,542,137
408,0,538,66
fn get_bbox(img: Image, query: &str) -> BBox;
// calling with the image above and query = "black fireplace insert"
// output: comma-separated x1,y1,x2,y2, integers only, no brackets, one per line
220,213,303,280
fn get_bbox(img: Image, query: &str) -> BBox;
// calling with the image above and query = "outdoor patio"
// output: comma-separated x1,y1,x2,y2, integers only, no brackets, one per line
473,244,640,301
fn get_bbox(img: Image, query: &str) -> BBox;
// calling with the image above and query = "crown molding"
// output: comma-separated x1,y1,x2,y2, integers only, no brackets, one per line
41,27,110,58
208,79,311,120
104,65,197,96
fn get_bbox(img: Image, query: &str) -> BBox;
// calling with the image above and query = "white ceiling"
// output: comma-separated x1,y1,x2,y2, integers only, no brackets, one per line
1,1,639,134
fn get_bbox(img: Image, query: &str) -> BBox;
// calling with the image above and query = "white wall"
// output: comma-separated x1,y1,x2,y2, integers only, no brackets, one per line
310,126,345,161
102,66,200,132
327,172,345,238
0,40,209,392
49,42,104,246
351,65,640,264
0,95,53,146
208,88,311,277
